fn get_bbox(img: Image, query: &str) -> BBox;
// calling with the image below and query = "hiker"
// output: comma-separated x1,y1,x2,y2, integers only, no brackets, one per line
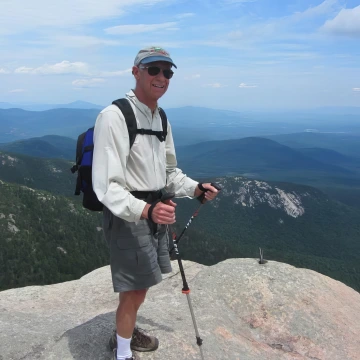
92,46,219,360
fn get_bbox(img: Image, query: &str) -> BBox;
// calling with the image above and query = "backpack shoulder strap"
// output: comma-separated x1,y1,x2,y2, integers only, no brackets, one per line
112,98,137,148
158,107,168,141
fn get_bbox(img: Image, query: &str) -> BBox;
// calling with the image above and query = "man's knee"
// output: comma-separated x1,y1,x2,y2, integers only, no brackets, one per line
119,289,148,308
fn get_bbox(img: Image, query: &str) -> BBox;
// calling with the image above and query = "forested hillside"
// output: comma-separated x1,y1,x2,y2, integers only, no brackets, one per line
0,180,107,291
173,177,360,291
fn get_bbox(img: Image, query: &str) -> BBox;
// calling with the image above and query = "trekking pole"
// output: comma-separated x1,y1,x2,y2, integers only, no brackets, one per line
169,226,205,360
161,183,222,360
169,182,222,257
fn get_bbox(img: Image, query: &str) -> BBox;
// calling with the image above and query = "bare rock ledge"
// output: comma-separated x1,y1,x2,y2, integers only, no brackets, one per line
0,259,359,360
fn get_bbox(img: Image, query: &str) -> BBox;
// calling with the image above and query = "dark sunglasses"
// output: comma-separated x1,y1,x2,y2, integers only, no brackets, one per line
139,66,174,79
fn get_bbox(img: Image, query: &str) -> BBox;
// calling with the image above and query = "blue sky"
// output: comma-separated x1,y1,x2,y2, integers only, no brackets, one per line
0,0,359,110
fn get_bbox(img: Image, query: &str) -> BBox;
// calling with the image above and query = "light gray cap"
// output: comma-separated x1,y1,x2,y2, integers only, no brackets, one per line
134,46,177,68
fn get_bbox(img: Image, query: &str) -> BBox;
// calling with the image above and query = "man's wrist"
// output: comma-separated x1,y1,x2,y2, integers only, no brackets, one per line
194,184,204,197
141,204,151,219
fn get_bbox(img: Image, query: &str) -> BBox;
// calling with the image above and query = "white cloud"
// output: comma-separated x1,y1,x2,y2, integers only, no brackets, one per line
53,35,121,48
9,89,26,93
0,0,168,35
353,88,360,92
203,83,227,88
15,61,90,75
322,6,360,37
185,74,201,80
293,0,338,20
72,78,105,88
239,83,257,88
99,69,132,77
0,68,10,74
105,22,178,35
175,13,195,19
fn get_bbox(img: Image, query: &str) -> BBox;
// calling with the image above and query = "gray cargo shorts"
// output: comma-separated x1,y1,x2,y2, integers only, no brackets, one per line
103,207,172,293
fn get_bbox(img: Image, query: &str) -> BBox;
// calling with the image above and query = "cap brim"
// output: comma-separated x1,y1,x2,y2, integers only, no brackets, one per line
140,56,177,69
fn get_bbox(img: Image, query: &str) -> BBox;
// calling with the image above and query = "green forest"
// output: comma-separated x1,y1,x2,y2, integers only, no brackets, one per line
0,181,108,290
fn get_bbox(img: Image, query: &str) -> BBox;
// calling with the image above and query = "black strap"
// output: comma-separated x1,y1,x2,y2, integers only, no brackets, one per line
136,129,165,142
75,131,87,165
112,98,138,148
112,99,168,146
159,107,168,140
74,172,82,195
130,190,161,200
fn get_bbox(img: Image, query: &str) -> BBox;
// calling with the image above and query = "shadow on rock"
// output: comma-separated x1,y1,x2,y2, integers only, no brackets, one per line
64,312,175,360
64,312,115,360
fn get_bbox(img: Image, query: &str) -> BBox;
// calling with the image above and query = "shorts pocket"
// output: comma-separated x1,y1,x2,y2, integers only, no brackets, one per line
116,235,151,250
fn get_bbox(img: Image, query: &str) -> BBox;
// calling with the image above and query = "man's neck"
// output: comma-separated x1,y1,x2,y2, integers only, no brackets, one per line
133,89,157,112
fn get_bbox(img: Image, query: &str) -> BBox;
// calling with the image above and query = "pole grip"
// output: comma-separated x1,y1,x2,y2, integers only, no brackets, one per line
197,182,222,203
161,192,175,202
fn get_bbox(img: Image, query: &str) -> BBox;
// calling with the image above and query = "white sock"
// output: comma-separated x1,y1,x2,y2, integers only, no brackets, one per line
116,333,132,360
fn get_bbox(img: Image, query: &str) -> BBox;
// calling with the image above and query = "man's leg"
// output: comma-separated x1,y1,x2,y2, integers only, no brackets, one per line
114,289,147,360
117,289,147,338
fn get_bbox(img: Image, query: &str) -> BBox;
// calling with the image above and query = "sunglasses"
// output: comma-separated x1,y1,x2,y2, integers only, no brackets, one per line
139,66,174,79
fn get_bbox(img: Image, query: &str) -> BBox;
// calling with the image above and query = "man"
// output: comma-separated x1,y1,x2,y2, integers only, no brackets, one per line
92,46,219,360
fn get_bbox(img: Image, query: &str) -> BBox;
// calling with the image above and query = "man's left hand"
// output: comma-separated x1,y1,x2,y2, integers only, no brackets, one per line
194,183,219,201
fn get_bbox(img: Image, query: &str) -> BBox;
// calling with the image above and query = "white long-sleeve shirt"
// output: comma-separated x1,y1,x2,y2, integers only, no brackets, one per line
92,90,198,222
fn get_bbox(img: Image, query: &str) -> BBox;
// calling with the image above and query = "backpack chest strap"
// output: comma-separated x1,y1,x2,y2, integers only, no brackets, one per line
136,129,166,142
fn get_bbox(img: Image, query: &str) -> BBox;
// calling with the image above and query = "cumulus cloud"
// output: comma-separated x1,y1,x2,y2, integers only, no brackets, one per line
15,61,90,75
204,83,227,88
105,22,178,35
239,83,257,88
0,0,168,35
72,78,105,88
0,68,10,74
322,5,360,37
353,88,360,92
9,89,26,93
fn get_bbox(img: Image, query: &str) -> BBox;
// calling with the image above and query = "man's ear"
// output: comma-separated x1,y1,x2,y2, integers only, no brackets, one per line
132,66,140,80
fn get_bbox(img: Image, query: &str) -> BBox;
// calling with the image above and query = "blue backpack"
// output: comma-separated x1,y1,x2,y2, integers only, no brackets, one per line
70,98,168,211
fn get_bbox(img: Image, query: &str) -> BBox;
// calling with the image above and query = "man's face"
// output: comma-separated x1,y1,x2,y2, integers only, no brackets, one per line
133,61,172,102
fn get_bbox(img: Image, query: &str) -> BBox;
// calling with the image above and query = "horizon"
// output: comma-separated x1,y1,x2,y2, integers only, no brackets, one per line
0,0,359,110
1,100,360,113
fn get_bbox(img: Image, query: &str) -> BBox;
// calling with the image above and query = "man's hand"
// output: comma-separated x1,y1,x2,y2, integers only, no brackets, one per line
142,201,176,224
194,183,219,201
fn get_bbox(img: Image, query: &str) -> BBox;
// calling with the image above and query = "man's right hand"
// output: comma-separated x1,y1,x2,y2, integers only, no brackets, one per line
142,201,176,224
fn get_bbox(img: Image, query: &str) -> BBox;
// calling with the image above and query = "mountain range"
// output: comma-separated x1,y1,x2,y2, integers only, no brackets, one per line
1,106,360,145
1,131,360,207
1,104,360,293
0,100,103,111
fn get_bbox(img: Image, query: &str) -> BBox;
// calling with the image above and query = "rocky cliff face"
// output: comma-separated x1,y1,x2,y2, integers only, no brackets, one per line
0,259,359,360
219,177,314,218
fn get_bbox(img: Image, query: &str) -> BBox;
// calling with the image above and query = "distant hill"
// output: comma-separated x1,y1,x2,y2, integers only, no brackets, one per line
265,132,360,159
0,151,75,196
297,147,360,168
0,135,76,160
176,137,357,182
0,107,99,142
0,101,103,111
